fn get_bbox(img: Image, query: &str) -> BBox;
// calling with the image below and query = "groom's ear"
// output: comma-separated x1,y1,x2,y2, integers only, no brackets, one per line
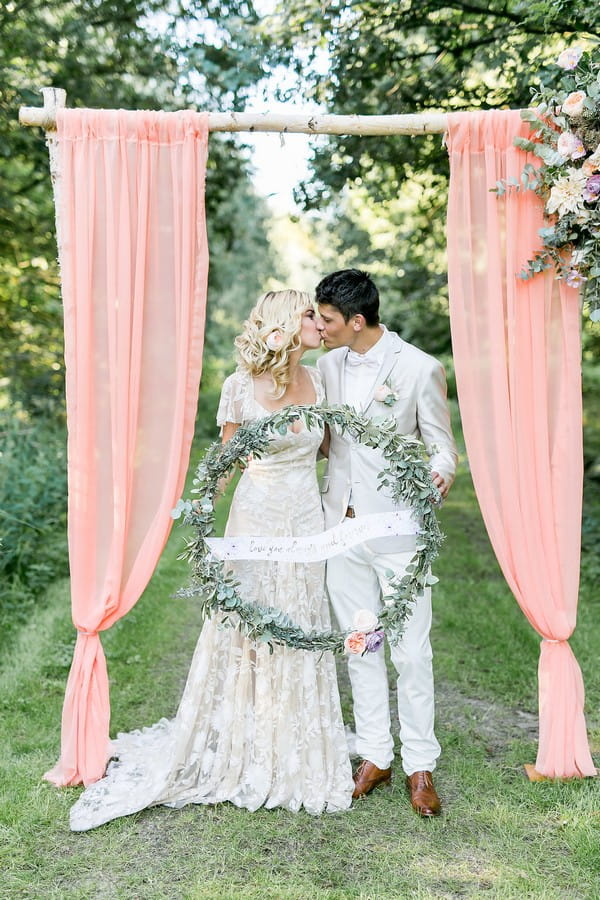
352,314,366,332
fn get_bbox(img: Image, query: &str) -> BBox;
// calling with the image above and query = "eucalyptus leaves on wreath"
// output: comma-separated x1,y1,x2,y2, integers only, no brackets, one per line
174,404,444,654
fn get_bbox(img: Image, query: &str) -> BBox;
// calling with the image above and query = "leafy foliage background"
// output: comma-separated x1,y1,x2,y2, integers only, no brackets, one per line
0,0,275,623
263,0,600,356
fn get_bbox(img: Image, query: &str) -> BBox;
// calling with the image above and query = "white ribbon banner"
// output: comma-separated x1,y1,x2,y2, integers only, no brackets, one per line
205,510,418,562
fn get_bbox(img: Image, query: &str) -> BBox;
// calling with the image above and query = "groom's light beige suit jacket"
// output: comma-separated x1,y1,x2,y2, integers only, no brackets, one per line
317,329,458,532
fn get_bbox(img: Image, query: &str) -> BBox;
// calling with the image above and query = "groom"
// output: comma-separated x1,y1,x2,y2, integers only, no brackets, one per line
315,269,457,817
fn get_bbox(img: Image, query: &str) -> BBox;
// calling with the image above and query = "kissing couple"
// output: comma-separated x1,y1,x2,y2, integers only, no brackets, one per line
69,268,457,832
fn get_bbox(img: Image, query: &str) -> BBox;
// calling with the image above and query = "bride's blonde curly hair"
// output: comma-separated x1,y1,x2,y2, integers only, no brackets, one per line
235,289,315,398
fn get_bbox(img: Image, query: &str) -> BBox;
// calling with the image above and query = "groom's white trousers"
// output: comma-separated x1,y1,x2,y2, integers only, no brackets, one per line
327,540,441,775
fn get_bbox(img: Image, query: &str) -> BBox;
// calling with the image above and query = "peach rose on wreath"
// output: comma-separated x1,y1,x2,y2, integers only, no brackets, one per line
344,632,366,655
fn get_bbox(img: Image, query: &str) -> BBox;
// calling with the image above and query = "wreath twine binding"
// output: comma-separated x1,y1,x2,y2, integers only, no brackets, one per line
175,404,444,654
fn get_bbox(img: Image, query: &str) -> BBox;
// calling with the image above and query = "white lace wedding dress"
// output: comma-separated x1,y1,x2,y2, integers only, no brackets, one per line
70,366,353,831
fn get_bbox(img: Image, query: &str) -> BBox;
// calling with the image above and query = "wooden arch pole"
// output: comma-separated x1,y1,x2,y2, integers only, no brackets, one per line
19,88,448,135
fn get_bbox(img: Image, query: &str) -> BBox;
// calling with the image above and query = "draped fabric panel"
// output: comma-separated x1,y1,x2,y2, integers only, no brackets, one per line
44,109,209,787
446,109,595,778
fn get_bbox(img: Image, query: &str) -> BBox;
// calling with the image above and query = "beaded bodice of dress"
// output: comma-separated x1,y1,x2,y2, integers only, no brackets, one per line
220,366,326,544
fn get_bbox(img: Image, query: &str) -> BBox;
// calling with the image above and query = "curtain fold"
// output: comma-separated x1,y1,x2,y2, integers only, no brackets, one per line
45,109,209,787
446,109,595,778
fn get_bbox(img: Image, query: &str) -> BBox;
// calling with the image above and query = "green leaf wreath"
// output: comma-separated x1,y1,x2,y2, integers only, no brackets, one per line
174,404,444,654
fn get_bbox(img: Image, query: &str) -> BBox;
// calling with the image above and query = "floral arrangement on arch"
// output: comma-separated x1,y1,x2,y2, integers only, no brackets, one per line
495,45,600,321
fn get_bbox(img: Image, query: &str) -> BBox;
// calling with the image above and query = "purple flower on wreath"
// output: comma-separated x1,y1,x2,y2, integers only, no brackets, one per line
364,629,385,653
582,174,600,203
566,269,588,289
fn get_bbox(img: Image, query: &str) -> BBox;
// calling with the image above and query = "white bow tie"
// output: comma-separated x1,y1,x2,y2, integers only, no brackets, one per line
346,351,380,370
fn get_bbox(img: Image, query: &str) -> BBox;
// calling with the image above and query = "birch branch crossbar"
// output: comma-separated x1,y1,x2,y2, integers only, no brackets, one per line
18,88,449,136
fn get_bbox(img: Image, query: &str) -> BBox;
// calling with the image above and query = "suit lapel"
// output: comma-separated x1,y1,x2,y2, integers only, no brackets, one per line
332,349,349,404
363,334,404,414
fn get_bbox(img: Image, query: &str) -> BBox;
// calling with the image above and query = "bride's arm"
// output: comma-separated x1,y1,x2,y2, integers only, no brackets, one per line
215,421,240,497
221,422,240,444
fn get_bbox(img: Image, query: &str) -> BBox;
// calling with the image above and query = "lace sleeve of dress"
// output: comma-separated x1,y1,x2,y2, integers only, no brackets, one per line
216,370,250,433
305,365,326,404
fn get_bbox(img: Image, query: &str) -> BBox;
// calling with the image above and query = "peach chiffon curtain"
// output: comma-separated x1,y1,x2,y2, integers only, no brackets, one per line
446,110,595,778
45,109,209,787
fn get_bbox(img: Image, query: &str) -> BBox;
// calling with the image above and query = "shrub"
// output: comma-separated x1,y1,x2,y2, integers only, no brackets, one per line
0,414,68,644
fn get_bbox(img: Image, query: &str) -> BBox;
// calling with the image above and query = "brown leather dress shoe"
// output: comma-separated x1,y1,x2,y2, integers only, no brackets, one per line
352,759,392,799
405,770,441,817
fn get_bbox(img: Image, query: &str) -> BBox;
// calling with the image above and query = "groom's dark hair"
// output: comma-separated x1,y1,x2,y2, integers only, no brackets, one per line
315,269,380,326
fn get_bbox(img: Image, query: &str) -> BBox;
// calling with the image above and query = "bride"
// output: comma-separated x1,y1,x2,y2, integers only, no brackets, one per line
69,289,354,831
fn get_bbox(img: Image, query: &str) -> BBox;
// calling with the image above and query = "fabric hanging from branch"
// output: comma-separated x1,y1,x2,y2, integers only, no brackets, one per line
446,109,596,778
44,108,209,787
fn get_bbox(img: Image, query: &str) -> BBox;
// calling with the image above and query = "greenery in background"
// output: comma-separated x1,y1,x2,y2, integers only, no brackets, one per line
0,0,277,610
199,174,285,436
582,364,600,588
262,0,600,357
0,414,68,650
1,428,599,898
0,0,272,418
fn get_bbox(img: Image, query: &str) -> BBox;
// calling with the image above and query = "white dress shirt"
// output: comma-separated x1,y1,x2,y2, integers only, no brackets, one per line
344,325,388,410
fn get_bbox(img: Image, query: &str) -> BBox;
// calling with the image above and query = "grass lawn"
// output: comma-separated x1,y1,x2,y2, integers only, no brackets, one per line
1,420,599,899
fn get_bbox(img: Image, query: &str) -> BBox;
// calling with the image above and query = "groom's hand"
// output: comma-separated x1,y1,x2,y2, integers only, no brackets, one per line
431,471,450,500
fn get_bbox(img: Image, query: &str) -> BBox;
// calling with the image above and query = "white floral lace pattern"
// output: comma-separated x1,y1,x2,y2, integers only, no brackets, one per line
70,367,353,831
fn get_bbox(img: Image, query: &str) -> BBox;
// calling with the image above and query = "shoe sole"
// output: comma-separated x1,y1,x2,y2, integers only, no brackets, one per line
413,806,441,817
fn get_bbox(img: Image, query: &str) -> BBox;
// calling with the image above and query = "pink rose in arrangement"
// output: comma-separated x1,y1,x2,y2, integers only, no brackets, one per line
265,330,284,351
556,47,583,70
557,131,586,161
562,91,586,117
344,632,366,655
583,175,600,203
353,608,379,632
364,630,385,653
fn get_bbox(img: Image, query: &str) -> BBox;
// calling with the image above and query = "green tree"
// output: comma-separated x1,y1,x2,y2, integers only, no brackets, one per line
0,0,268,414
263,1,600,351
0,0,278,616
